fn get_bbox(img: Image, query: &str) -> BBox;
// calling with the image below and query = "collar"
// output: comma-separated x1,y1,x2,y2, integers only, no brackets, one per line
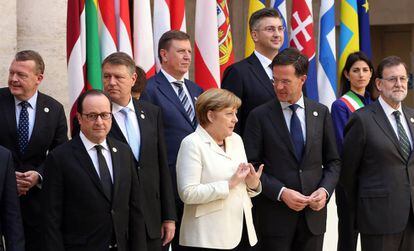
160,68,185,83
79,132,109,151
280,94,305,110
378,96,403,117
254,50,273,69
14,91,38,109
112,97,135,114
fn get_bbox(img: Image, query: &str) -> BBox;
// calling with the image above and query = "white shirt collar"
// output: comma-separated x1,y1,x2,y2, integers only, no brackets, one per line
378,96,403,116
254,50,273,69
14,91,38,109
79,131,109,151
112,97,135,114
161,68,184,83
280,94,305,110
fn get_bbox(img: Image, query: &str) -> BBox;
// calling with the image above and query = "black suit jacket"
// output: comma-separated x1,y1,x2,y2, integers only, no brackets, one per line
0,146,24,251
0,87,68,228
42,136,146,251
109,99,176,239
221,53,275,136
244,98,340,236
340,101,414,235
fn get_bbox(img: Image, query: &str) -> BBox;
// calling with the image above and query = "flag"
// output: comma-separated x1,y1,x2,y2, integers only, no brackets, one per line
67,0,86,129
153,0,186,72
116,0,133,57
339,0,359,78
217,0,235,80
133,0,156,77
290,0,318,100
271,0,289,50
317,0,337,108
194,0,220,90
98,0,117,60
245,0,266,57
357,0,372,59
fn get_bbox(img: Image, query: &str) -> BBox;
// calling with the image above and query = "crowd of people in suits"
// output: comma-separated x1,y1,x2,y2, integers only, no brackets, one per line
1,6,414,251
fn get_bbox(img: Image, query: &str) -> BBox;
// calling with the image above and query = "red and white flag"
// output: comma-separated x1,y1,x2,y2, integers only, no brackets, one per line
133,0,155,77
195,0,220,89
98,0,117,59
116,0,133,57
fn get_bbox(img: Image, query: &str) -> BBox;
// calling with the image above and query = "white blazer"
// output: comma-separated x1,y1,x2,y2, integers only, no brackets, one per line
176,126,261,249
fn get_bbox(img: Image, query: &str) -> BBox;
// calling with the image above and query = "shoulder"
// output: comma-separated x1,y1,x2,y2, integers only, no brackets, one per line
38,92,65,109
0,145,11,159
331,98,347,110
0,87,10,96
184,79,203,93
136,99,160,112
107,136,131,152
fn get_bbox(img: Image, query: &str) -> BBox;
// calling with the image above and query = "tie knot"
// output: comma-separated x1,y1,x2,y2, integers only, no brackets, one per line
20,101,29,109
95,145,103,152
393,110,401,120
289,104,300,112
120,107,130,116
172,81,184,88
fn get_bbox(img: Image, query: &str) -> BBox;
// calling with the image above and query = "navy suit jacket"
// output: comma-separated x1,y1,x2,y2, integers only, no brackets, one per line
141,71,203,200
0,146,25,251
221,53,275,136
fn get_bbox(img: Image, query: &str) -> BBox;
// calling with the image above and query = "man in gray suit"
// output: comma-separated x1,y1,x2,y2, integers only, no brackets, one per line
341,56,414,251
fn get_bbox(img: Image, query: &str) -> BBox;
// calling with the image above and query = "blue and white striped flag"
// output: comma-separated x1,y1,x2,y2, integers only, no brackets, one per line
317,0,337,108
271,0,288,50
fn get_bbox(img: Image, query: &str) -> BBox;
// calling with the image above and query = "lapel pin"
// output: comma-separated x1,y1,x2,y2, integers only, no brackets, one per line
313,111,318,117
140,114,146,119
44,107,49,113
112,147,117,153
194,97,198,101
410,118,414,123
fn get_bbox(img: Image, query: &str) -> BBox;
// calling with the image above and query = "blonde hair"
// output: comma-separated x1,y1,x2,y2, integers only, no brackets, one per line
196,88,241,127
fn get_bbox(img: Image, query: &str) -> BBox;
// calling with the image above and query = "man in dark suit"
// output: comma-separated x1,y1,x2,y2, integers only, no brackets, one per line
0,145,25,251
42,90,146,251
102,52,176,250
222,8,284,136
141,30,203,251
0,50,68,251
340,56,414,251
244,48,340,251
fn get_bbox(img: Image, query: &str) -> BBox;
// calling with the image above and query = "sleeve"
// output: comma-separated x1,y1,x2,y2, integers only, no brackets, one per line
1,150,25,251
176,138,229,205
331,100,350,154
243,110,285,203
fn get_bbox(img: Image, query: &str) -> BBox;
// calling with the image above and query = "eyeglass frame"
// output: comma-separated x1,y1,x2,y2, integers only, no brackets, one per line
380,75,409,84
254,25,285,34
81,112,112,121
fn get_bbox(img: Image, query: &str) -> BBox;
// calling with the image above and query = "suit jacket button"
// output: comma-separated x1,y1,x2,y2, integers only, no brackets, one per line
299,169,303,173
137,166,141,170
111,209,115,215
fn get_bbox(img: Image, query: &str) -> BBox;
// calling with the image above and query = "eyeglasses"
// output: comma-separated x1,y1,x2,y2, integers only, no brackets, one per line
256,26,285,34
272,78,292,86
381,76,409,84
81,112,112,121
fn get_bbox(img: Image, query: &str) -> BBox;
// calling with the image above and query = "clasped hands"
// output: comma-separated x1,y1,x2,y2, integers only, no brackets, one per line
15,171,40,196
228,163,264,190
280,187,327,212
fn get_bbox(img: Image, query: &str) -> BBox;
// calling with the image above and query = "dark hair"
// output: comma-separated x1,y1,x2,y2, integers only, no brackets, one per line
249,8,281,32
158,30,190,62
77,89,112,114
271,48,308,76
376,56,408,79
131,66,147,97
340,51,375,96
15,50,45,74
102,52,136,75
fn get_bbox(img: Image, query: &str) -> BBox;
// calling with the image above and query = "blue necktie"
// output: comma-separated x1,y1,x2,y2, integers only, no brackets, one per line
289,104,304,161
120,108,140,160
173,81,196,127
17,101,30,155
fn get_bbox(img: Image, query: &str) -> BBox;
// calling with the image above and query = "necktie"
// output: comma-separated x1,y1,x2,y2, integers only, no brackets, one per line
120,108,140,160
172,81,196,126
392,111,411,161
289,104,304,161
95,145,113,200
17,101,29,155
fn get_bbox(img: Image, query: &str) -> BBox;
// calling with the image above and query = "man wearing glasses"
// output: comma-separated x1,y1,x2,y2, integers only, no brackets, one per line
222,7,284,137
42,89,146,251
341,56,414,251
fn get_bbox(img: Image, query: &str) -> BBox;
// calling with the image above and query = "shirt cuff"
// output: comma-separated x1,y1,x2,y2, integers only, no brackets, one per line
277,187,286,201
321,187,329,199
35,171,43,189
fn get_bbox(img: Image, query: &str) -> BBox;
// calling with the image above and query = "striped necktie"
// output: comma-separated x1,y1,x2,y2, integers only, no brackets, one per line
173,81,196,126
393,111,411,162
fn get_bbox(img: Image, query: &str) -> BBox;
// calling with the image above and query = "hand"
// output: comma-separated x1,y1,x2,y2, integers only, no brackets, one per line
16,171,40,196
160,221,175,246
228,163,250,189
280,188,309,212
308,188,328,211
245,163,263,190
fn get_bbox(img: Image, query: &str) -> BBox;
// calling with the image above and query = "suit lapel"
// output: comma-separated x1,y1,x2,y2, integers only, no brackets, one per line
72,137,111,203
25,93,46,155
403,106,414,161
133,99,146,161
303,98,317,159
247,53,274,97
266,100,297,160
197,127,230,159
107,138,120,205
111,116,128,144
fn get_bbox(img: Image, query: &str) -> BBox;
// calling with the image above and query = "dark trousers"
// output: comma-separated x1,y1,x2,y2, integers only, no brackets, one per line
361,211,414,251
24,224,42,251
258,213,324,251
148,236,162,251
336,185,358,251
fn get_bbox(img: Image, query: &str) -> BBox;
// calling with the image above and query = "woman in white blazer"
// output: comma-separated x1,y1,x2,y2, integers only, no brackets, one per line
176,88,263,251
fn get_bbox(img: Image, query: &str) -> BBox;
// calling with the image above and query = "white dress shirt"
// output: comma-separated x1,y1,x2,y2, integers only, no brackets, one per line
161,68,195,111
112,98,141,145
254,50,273,80
378,96,413,148
280,95,307,141
80,132,114,182
15,91,38,140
